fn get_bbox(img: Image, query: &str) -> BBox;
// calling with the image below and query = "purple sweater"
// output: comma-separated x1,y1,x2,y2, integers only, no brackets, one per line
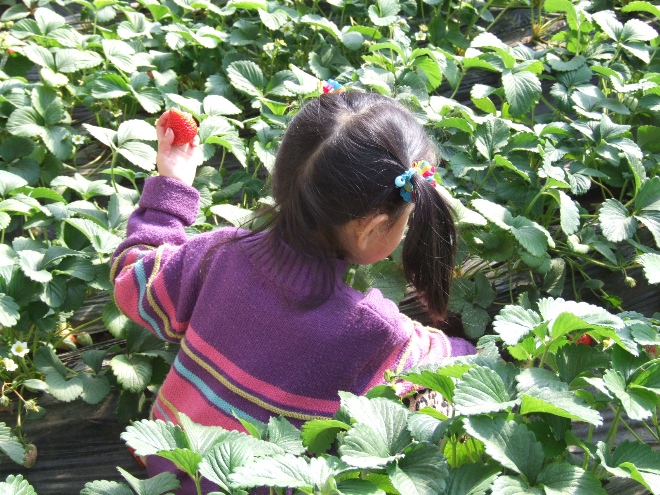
111,176,475,492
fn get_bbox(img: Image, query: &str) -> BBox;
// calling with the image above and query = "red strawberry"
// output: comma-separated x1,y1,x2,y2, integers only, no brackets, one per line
164,108,198,146
576,334,592,345
128,447,147,469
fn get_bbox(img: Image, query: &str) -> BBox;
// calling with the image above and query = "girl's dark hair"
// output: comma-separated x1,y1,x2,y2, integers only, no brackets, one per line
265,91,457,320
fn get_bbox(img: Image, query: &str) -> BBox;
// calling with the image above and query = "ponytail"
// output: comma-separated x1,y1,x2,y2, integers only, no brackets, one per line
402,174,456,321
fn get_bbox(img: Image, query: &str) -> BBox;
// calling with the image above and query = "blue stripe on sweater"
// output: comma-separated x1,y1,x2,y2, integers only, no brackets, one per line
154,401,173,424
134,257,165,340
173,357,257,424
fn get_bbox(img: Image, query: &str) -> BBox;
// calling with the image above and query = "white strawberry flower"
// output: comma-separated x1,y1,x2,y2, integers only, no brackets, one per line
11,341,29,358
3,358,18,372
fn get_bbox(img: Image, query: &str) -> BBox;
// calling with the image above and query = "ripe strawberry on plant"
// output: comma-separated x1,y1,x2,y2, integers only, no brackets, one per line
163,108,198,146
576,334,592,345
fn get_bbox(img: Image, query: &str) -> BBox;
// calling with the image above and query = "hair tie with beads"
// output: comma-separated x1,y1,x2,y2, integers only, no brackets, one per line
320,79,344,94
394,160,437,202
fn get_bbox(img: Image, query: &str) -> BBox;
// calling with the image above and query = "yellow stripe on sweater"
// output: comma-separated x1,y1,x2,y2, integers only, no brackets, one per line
110,244,155,281
145,246,180,340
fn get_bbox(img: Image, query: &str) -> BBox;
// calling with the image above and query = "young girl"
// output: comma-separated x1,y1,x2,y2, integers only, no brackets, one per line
111,91,475,492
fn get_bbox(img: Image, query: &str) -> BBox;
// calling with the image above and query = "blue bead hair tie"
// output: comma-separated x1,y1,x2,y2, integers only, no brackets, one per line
394,160,437,202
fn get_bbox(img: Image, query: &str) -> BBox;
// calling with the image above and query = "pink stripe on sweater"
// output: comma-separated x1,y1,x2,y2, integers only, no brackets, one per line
151,261,188,332
160,371,246,431
186,328,340,414
114,270,152,330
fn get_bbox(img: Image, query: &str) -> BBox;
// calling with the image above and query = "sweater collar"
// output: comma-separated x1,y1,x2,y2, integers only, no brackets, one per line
241,231,350,297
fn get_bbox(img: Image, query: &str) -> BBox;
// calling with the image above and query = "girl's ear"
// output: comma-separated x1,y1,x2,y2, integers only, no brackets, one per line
355,213,390,252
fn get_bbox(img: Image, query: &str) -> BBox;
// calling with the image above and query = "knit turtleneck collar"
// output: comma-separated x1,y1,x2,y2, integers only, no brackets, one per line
240,230,350,298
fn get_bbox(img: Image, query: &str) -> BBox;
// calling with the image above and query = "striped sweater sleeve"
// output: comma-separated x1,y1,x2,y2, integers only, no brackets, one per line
110,176,201,343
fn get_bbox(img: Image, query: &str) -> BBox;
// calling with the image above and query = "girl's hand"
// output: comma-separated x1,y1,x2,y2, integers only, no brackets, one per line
155,111,203,186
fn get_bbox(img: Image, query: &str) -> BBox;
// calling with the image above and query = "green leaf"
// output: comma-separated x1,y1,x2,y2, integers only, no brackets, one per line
444,461,500,495
80,373,112,405
597,440,660,495
267,416,305,455
510,216,549,257
489,475,541,495
117,467,180,495
454,366,518,415
80,480,134,495
622,1,660,20
198,432,266,491
102,39,137,73
337,478,385,495
338,393,410,469
0,424,26,465
22,44,55,70
472,199,513,229
121,418,189,456
352,260,407,303
82,123,117,149
536,462,607,495
227,60,265,97
634,177,660,248
599,199,636,242
368,0,401,26
158,449,203,477
0,171,29,198
301,14,340,38
638,253,660,284
44,370,84,402
398,370,455,402
602,369,656,421
82,349,108,374
387,442,448,495
117,119,157,146
517,368,603,426
6,107,45,138
171,413,228,458
493,305,543,346
17,250,51,283
538,298,624,335
474,117,510,161
463,416,544,482
118,142,157,171
231,454,345,491
0,293,20,327
301,419,350,456
556,345,611,384
0,475,36,495
22,379,48,393
547,190,580,236
66,218,122,254
203,95,241,116
502,66,541,117
209,204,254,227
110,354,152,393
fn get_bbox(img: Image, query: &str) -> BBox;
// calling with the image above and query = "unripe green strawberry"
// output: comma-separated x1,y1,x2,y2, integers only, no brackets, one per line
164,108,198,146
76,331,93,347
23,443,37,468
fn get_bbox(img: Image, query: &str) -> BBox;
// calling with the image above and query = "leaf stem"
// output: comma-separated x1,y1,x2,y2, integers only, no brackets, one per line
72,316,104,333
609,403,644,443
604,403,622,452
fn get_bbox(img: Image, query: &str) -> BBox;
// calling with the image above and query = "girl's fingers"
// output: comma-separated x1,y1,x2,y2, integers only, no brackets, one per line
156,112,169,139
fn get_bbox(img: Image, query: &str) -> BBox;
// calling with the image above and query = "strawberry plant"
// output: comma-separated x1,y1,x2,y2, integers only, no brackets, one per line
57,300,660,495
0,0,658,492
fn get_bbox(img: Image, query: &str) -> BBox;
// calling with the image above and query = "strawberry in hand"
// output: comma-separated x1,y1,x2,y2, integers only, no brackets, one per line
163,108,198,146
156,109,203,186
